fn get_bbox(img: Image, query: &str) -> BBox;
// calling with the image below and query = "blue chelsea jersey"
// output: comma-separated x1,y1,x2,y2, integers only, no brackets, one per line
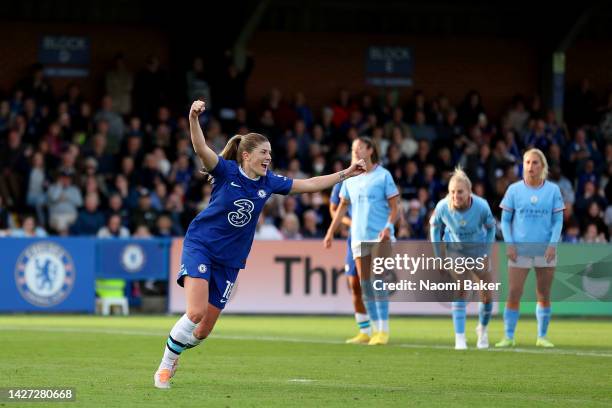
184,156,293,268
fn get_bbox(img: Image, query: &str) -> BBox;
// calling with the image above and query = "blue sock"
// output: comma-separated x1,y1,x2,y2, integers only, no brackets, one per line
479,302,493,327
376,300,389,332
536,304,551,338
360,280,379,322
451,300,466,334
504,307,520,340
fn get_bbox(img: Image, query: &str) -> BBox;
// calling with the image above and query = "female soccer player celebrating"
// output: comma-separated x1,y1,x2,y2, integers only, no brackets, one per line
154,100,366,388
429,167,496,350
496,148,564,348
324,137,399,346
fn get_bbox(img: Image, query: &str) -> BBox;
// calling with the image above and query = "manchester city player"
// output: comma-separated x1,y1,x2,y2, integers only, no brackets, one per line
429,167,496,350
154,100,366,388
324,137,399,346
496,148,564,348
330,177,375,344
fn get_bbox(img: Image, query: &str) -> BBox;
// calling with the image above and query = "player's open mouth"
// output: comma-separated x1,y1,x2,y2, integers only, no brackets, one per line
261,162,269,171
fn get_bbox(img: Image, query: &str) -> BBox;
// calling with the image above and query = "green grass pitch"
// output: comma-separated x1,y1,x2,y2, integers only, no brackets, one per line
0,315,611,407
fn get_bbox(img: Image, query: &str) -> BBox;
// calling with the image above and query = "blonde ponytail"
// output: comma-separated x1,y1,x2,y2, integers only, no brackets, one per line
220,135,243,162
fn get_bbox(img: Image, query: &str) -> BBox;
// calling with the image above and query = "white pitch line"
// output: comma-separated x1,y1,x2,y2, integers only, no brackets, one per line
1,325,612,358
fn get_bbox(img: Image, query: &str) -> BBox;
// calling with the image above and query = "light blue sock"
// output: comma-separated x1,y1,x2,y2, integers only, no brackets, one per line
360,280,379,322
504,308,520,340
451,300,466,334
373,283,390,332
376,300,389,332
479,302,493,327
536,304,551,338
366,300,379,322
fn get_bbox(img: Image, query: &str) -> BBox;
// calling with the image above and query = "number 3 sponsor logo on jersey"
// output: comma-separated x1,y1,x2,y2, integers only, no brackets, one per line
228,199,255,227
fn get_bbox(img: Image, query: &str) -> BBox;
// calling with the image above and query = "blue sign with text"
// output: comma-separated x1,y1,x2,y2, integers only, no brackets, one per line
365,46,414,87
38,35,90,78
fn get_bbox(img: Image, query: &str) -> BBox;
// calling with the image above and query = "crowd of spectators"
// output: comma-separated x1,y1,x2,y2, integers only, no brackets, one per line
1,55,612,244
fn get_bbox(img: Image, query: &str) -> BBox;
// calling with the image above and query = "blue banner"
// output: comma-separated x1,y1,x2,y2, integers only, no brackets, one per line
38,35,90,78
96,239,170,280
38,35,90,65
365,46,414,87
0,239,95,313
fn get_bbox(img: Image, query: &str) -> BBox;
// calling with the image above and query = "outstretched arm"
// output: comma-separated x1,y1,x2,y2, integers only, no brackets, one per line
290,160,366,194
189,100,218,171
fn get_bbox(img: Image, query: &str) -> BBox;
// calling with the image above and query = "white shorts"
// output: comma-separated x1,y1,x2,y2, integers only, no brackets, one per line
508,255,557,269
351,240,374,259
351,238,396,259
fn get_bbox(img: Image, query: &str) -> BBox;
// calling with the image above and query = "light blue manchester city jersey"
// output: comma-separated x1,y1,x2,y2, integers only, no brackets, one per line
500,180,564,244
340,165,399,242
430,195,496,243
